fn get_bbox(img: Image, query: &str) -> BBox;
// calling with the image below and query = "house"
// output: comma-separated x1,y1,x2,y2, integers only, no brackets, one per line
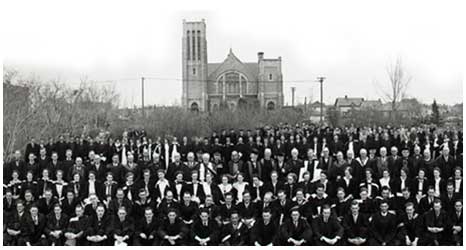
334,95,364,113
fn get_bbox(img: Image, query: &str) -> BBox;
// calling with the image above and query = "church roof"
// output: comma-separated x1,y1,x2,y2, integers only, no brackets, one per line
207,49,259,81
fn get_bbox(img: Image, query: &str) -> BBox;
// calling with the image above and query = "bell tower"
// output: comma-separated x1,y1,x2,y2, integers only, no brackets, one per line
182,19,208,111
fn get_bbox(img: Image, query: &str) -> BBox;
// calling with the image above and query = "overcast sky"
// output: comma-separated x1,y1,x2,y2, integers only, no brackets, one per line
3,0,465,107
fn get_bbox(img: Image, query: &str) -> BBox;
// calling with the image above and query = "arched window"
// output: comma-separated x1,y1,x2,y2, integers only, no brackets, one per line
217,72,248,95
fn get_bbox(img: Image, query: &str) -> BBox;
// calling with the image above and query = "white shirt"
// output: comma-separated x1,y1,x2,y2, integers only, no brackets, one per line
89,180,96,195
455,179,462,193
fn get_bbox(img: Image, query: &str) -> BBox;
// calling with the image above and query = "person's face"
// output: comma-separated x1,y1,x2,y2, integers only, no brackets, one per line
360,191,368,199
291,211,300,221
434,170,440,178
433,203,441,212
139,191,147,199
175,154,181,162
144,172,150,180
54,206,61,215
278,192,285,200
145,210,154,221
287,175,294,183
112,155,119,163
176,173,183,181
403,190,410,198
237,174,244,182
75,207,84,217
158,172,164,179
271,173,278,181
166,191,174,201
30,207,38,216
455,202,462,212
26,172,33,180
351,204,359,214
116,191,124,199
118,209,127,220
406,205,414,215
168,212,176,221
383,171,389,178
337,190,345,199
382,190,390,198
380,203,389,213
231,213,239,223
200,212,209,221
322,208,331,219
25,192,32,201
225,196,233,204
96,207,105,217
14,151,21,159
52,154,58,161
183,194,191,203
262,212,271,221
76,158,83,165
44,191,52,199
317,188,324,196
17,203,24,213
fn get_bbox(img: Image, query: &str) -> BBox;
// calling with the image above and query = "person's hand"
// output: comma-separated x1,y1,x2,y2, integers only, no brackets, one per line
328,238,338,245
168,238,176,245
382,242,386,246
148,234,154,240
406,238,412,246
140,233,147,239
412,239,418,246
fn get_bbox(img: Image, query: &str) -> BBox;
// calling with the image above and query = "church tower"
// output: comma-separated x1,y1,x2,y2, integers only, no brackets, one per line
182,19,208,111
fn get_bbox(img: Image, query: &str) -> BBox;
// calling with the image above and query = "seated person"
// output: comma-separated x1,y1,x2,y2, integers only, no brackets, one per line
192,208,219,245
133,207,158,246
45,204,69,246
220,210,249,245
157,208,189,246
368,199,399,246
312,204,344,245
397,202,422,246
250,208,278,246
64,204,88,246
342,200,369,245
85,203,110,246
423,198,450,246
110,206,134,246
278,207,313,245
4,199,33,246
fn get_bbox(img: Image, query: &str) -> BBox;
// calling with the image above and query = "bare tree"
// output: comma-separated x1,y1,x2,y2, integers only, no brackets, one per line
3,67,119,160
374,57,412,119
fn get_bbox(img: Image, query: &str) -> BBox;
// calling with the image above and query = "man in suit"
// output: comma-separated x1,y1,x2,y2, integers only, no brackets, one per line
313,204,344,245
278,208,313,245
423,198,450,245
398,202,422,246
85,204,110,246
45,204,69,246
250,208,278,246
342,200,369,246
220,210,249,245
157,208,189,246
451,200,463,246
133,207,158,246
4,199,34,246
192,208,220,245
369,199,399,245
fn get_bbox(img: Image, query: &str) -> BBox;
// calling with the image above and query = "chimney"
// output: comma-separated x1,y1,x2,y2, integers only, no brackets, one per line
345,95,348,99
291,87,296,107
258,52,264,61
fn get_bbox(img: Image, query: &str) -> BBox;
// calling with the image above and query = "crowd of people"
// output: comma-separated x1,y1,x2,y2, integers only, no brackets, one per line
3,124,463,246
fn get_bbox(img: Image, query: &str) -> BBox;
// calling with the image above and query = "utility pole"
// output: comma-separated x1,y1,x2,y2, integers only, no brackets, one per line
141,77,145,118
315,76,326,124
291,87,296,107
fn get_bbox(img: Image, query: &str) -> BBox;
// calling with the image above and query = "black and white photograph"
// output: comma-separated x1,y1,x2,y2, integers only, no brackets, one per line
2,0,464,247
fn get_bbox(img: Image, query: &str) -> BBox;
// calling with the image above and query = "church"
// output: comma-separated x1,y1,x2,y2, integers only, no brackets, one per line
182,19,284,112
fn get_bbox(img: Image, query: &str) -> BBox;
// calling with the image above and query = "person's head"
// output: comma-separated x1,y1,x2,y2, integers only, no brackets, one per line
14,150,21,160
116,188,125,199
379,200,389,213
166,190,174,201
402,187,411,199
350,200,360,214
138,188,147,200
264,148,272,159
263,192,273,203
144,207,154,221
336,187,345,200
175,171,184,181
243,191,251,203
30,204,39,216
44,188,53,199
427,186,435,197
53,203,62,216
75,204,84,217
225,193,233,205
322,204,331,220
360,149,367,158
51,152,58,161
42,168,50,178
380,147,387,156
262,208,272,222
360,187,368,199
316,183,325,197
174,152,181,163
291,148,299,158
117,207,127,220
230,211,240,224
287,173,296,184
291,208,300,222
442,147,450,157
202,153,210,163
125,172,134,182
390,146,398,156
277,190,286,201
433,198,442,213
16,200,25,213
455,200,463,213
236,172,244,182
344,166,353,177
200,209,209,222
346,150,354,159
75,157,83,166
382,169,390,178
183,192,191,203
381,187,391,198
405,202,415,216
88,171,96,181
167,209,177,221
320,171,328,182
157,169,165,180
96,204,105,218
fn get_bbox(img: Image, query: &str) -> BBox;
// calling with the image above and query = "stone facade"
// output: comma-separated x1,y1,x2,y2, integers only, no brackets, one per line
182,19,283,112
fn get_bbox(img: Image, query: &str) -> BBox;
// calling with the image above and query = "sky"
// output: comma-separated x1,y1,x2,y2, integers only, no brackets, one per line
2,0,465,108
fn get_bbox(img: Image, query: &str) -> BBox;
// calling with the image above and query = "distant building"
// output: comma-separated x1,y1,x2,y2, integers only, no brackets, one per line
334,95,364,113
181,19,284,112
